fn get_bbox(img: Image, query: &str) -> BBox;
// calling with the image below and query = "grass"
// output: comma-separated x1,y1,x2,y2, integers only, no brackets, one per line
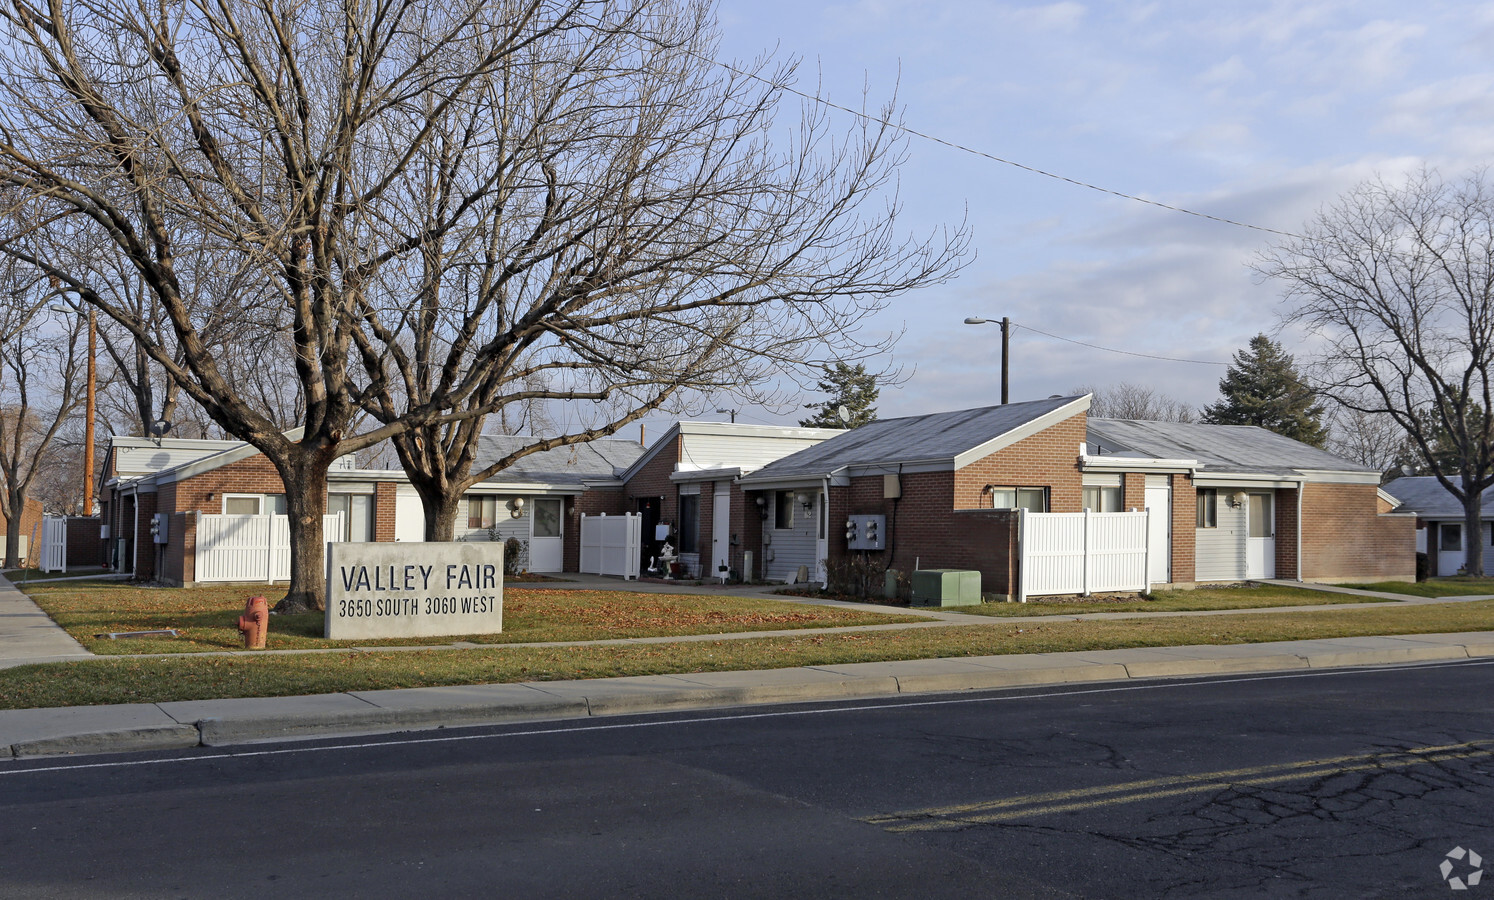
947,583,1393,617
19,580,928,655
1338,578,1494,598
4,567,113,583
3,599,1492,710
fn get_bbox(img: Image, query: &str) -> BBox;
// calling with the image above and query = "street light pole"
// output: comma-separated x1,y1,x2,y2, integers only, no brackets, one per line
963,316,1010,404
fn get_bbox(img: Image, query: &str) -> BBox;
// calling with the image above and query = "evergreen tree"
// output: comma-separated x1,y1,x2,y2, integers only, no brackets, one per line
1202,334,1328,447
800,362,879,428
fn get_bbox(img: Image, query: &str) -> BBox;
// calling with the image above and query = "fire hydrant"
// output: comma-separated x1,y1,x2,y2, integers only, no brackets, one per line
237,595,269,650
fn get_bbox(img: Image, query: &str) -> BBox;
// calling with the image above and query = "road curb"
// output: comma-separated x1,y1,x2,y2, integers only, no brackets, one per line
10,725,200,758
6,634,1494,759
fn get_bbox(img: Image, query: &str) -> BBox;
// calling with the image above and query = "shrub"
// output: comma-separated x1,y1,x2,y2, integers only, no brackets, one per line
1415,551,1429,582
503,537,528,576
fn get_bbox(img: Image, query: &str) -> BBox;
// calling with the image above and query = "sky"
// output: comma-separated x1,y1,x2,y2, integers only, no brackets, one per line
610,0,1494,441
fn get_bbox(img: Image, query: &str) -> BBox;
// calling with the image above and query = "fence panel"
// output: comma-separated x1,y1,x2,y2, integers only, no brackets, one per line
39,516,66,573
580,513,640,579
197,513,345,583
1019,509,1149,600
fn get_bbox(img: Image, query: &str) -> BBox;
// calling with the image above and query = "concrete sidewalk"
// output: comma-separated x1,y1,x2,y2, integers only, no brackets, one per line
5,630,1492,759
0,574,91,667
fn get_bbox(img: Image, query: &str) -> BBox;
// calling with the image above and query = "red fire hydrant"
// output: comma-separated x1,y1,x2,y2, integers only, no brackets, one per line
237,595,269,650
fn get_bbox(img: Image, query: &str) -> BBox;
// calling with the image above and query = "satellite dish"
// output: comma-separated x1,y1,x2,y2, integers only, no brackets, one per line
149,420,172,437
837,404,851,424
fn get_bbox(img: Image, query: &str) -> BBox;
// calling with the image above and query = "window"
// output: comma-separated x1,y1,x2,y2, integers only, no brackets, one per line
1196,489,1217,528
990,487,1047,512
327,493,374,542
678,493,699,553
774,490,794,529
1248,493,1274,538
467,495,498,530
223,494,261,515
1082,485,1122,512
532,498,562,538
1441,523,1463,552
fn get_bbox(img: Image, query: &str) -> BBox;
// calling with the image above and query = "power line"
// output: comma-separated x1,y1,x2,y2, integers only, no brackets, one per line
1011,321,1230,366
700,53,1301,239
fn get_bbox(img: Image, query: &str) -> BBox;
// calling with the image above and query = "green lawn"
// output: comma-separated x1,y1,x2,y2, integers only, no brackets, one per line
1338,578,1494,598
4,599,1492,710
940,583,1394,617
20,580,928,655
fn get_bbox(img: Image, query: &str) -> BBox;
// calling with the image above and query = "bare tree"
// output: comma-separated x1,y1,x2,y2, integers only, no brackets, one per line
1074,382,1196,422
0,266,83,566
0,0,965,605
1261,168,1494,575
1326,406,1405,477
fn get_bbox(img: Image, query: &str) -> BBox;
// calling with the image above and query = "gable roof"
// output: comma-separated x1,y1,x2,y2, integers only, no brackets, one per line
1380,475,1494,519
1086,419,1376,477
740,395,1091,483
472,435,645,486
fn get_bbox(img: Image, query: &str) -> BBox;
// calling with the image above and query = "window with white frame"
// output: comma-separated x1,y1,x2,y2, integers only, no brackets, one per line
222,493,286,515
1441,522,1463,552
990,486,1047,512
467,495,499,530
1081,485,1122,512
327,492,375,542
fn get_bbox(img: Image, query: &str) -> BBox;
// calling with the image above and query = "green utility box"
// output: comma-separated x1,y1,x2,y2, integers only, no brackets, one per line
911,569,982,607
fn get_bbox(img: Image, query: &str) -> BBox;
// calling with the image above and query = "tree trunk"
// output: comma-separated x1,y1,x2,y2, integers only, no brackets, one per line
1465,491,1486,577
273,453,332,613
414,478,463,543
2,493,19,569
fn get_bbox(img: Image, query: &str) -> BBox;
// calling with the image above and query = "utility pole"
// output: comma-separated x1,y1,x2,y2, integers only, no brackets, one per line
1000,316,1009,405
963,316,1011,405
83,309,95,515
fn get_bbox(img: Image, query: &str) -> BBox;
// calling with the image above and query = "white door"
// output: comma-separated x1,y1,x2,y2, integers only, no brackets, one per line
394,487,425,542
1245,492,1276,579
814,490,828,584
712,484,730,578
1144,483,1171,585
1436,522,1466,576
528,498,564,572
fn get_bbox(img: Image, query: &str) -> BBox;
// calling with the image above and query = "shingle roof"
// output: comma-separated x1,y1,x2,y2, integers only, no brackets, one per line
744,395,1085,480
1380,475,1494,519
1086,419,1375,476
472,435,645,486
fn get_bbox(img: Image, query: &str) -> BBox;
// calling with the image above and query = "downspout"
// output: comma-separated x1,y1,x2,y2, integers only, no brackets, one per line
1296,477,1305,583
130,491,139,578
821,473,831,589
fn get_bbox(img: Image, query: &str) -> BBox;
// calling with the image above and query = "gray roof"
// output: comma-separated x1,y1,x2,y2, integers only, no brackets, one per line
1086,419,1376,476
745,396,1083,480
473,435,645,486
1380,475,1494,519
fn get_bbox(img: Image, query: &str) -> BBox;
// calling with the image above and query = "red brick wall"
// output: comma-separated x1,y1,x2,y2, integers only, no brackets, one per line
1300,482,1415,581
1170,474,1197,584
624,434,679,524
1274,488,1300,580
568,489,628,572
374,482,398,542
1122,474,1145,512
169,456,285,513
134,491,157,580
64,516,102,567
953,412,1086,512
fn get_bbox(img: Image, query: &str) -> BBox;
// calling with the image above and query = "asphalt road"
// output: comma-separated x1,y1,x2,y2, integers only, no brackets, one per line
4,660,1494,898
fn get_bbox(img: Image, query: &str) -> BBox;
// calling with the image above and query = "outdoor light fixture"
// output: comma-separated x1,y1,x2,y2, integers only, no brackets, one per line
756,495,768,520
796,491,813,511
509,497,526,518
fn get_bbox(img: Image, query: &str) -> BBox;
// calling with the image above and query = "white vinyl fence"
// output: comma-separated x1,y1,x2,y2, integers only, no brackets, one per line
196,513,344,583
579,513,641,580
39,516,65,573
1018,508,1151,602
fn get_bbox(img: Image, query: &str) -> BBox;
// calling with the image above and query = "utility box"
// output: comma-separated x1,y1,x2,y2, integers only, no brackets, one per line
844,514,886,550
911,569,981,607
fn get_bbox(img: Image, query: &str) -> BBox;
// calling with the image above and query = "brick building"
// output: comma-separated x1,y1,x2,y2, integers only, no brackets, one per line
736,395,1415,593
97,396,1414,591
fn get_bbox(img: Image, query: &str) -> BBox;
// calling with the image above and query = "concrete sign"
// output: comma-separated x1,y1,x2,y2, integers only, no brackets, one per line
326,542,503,640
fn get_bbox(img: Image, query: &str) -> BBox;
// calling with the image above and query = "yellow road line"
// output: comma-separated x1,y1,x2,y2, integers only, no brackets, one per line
867,740,1494,833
